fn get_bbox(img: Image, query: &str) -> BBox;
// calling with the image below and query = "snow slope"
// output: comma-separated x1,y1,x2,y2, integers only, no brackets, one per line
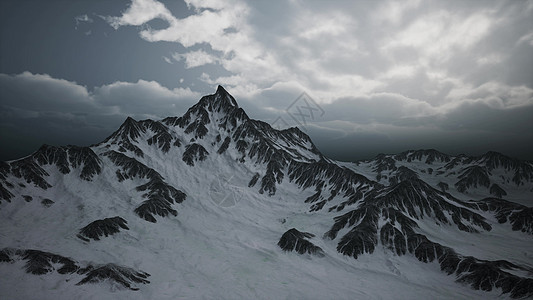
1,86,532,299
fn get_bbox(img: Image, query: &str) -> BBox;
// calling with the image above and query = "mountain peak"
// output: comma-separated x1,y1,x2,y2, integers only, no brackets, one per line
478,150,524,171
214,85,238,107
216,85,227,95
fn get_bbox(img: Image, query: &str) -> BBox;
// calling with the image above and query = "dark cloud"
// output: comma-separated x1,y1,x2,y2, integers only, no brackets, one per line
0,72,199,160
302,93,533,160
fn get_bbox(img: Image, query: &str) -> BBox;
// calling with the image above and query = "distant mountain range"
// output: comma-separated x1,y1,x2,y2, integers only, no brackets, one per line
1,86,531,299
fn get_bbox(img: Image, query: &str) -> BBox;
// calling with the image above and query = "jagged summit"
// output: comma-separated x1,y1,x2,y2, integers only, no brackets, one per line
112,116,144,140
393,149,451,164
215,85,238,107
478,151,521,170
194,85,241,113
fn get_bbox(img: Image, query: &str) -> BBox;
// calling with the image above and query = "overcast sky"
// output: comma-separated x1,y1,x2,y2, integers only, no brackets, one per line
1,0,532,162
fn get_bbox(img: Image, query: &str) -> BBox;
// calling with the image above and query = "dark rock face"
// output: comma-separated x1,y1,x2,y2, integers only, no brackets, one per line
405,238,533,298
103,117,145,157
325,179,492,258
67,146,102,181
31,144,103,180
288,160,376,213
0,183,14,202
372,154,397,174
305,188,322,204
388,166,419,185
442,155,469,170
116,119,178,154
0,144,102,201
489,183,507,198
236,140,248,154
475,151,533,186
233,120,320,166
336,210,378,258
105,150,186,223
0,249,80,275
217,136,231,154
455,166,491,193
437,182,449,192
380,222,407,255
248,173,260,187
454,258,533,299
134,179,186,223
0,161,9,181
106,118,176,154
41,198,54,207
394,149,450,164
0,162,14,202
173,137,182,147
9,157,52,189
147,131,172,153
278,228,324,256
76,264,150,291
105,150,160,181
259,153,285,196
182,143,209,166
33,144,70,174
228,114,323,197
77,217,129,241
136,183,185,223
185,120,209,139
480,151,526,172
469,198,533,234
0,248,150,291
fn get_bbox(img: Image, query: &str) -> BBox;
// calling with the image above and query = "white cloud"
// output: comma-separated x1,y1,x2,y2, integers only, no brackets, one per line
75,14,94,29
445,81,533,109
373,0,420,25
172,50,219,68
296,12,353,40
107,0,248,47
184,0,227,11
383,11,493,65
105,0,174,29
380,65,418,79
517,31,533,47
476,53,503,66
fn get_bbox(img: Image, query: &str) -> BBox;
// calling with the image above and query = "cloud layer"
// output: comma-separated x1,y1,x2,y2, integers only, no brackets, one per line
0,72,199,160
106,0,533,105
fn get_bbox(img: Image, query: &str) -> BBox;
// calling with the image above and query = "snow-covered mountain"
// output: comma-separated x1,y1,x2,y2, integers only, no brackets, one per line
346,149,533,206
1,86,532,299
